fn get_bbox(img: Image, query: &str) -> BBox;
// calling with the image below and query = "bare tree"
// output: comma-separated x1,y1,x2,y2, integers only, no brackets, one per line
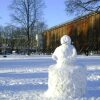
65,0,100,15
10,0,45,55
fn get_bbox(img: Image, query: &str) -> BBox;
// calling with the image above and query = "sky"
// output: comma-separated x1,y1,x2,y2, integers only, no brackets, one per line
0,0,12,26
0,0,75,28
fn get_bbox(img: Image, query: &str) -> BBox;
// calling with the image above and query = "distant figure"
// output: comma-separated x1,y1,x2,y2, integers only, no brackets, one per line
44,35,87,99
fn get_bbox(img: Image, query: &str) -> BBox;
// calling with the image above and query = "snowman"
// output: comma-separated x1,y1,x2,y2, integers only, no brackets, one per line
44,35,87,99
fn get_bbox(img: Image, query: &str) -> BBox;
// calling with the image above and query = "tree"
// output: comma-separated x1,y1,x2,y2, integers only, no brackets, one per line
10,0,45,55
65,0,100,15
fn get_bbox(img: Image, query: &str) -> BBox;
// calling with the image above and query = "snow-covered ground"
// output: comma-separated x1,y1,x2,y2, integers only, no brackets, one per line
0,55,100,100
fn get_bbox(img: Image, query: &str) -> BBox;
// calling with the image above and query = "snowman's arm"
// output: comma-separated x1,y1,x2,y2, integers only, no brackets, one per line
52,48,58,61
68,46,77,60
71,47,77,58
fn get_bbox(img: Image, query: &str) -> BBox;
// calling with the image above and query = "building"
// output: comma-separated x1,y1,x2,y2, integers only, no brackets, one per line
43,12,100,54
36,33,44,52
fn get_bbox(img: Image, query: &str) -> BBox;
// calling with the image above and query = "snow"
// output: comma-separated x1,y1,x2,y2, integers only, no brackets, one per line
0,55,100,100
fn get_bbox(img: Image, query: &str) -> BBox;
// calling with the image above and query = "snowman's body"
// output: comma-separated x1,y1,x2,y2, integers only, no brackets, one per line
45,35,87,99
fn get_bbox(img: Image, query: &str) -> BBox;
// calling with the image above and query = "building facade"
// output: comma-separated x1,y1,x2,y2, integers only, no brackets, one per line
43,12,100,54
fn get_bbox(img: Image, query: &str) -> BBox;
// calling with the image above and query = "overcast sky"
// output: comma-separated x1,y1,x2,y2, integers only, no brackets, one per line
0,0,75,28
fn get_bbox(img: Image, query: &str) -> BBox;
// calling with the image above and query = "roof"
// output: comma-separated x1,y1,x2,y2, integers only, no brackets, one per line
44,11,100,32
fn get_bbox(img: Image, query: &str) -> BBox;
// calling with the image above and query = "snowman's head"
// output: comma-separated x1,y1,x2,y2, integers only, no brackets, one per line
60,35,71,45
